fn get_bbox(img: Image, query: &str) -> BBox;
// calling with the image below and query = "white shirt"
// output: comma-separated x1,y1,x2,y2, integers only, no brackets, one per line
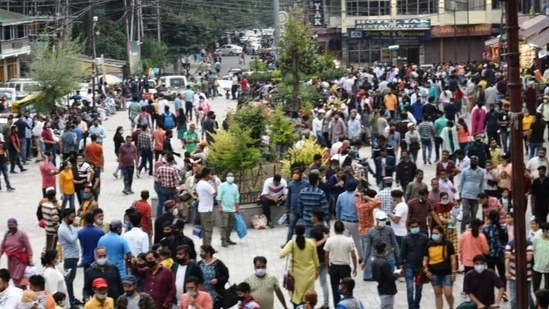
330,141,343,156
43,267,69,308
324,234,355,265
158,99,168,113
175,264,188,302
527,157,549,179
391,202,408,237
0,285,22,308
261,177,288,199
312,118,323,136
197,180,216,212
123,227,150,256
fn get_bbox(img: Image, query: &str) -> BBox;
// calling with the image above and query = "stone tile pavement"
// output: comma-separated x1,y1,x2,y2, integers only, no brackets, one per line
0,96,514,308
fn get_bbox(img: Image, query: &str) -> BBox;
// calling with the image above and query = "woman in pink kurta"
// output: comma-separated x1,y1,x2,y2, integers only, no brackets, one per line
0,218,33,287
470,103,487,136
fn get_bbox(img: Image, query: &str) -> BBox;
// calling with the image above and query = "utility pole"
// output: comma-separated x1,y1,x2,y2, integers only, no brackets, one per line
157,0,161,42
273,0,280,48
506,0,527,308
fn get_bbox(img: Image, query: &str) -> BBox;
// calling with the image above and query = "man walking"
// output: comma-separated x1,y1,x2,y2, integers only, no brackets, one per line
459,156,485,231
196,168,217,245
285,167,309,242
299,172,329,235
118,135,138,195
372,242,399,309
335,178,363,262
324,220,358,306
0,135,14,191
400,218,429,309
57,208,82,307
217,172,240,247
156,153,180,209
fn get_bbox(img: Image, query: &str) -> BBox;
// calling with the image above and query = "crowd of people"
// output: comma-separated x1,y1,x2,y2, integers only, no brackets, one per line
2,60,549,309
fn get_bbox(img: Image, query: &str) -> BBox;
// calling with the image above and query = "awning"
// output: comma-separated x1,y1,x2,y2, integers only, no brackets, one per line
485,37,500,47
521,15,549,39
529,29,549,48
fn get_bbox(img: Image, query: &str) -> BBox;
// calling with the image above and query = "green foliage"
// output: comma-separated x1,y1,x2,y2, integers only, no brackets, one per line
245,71,273,83
141,37,169,69
277,5,319,113
272,75,320,109
95,17,126,60
208,124,263,178
280,139,325,179
269,107,298,147
30,36,86,114
315,68,348,81
249,59,268,72
232,105,269,145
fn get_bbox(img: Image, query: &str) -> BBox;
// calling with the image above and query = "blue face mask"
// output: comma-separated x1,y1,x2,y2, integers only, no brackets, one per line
432,234,441,242
410,227,420,235
337,288,343,295
82,193,91,200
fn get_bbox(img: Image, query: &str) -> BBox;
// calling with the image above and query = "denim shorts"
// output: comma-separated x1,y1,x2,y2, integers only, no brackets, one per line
431,274,452,287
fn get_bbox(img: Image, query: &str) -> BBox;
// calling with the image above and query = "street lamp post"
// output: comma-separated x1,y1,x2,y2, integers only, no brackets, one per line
92,16,98,108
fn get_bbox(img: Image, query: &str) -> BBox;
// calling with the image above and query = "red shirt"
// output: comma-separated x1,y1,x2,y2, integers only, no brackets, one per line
240,77,249,91
134,200,152,233
84,142,103,168
40,161,57,189
42,129,55,144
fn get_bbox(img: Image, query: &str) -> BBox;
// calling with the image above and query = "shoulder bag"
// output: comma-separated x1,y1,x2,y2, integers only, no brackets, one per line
283,241,295,291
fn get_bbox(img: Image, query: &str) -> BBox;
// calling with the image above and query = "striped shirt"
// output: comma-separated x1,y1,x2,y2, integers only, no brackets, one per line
417,121,435,140
505,239,533,280
298,186,329,225
41,201,60,235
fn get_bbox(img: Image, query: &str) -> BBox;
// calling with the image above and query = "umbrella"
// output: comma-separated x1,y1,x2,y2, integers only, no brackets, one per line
95,74,123,85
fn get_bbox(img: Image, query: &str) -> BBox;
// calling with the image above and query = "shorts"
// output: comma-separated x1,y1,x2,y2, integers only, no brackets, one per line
431,274,452,287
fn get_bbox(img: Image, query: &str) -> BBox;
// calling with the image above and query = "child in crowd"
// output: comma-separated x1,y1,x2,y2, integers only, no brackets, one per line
159,248,174,268
53,291,66,309
499,188,513,213
505,212,514,242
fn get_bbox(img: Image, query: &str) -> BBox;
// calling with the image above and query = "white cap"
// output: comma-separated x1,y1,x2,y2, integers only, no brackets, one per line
375,211,388,220
529,216,537,222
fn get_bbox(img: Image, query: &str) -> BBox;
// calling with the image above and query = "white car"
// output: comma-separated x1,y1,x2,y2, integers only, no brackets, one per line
217,44,243,56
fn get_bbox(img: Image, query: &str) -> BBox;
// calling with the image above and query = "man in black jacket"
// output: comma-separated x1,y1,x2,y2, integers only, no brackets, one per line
372,242,398,309
84,246,123,302
153,200,176,244
172,244,204,302
167,219,196,260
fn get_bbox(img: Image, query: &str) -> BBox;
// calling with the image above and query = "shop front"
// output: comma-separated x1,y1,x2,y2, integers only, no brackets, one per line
346,18,431,65
424,24,492,63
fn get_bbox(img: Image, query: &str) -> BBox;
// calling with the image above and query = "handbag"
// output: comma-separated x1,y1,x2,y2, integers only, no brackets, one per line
283,242,295,291
234,213,248,239
192,225,202,238
414,268,431,285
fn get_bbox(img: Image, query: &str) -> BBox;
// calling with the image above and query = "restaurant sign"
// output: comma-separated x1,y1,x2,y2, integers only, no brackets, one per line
355,19,431,31
349,29,431,41
431,24,492,38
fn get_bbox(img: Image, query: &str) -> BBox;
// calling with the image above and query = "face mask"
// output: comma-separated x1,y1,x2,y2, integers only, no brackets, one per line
66,219,74,225
177,258,187,265
146,260,157,268
94,123,99,127
58,301,65,307
199,254,206,260
238,296,245,301
172,230,180,236
95,293,107,300
226,176,234,184
255,268,267,277
474,264,485,273
188,291,197,297
82,193,91,200
440,199,449,205
337,288,344,295
410,227,420,234
125,290,134,297
96,258,107,266
96,219,103,225
471,163,478,168
432,234,441,242
8,227,17,233
377,220,386,228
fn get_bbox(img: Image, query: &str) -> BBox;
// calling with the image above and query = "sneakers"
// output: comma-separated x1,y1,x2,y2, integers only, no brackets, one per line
227,239,236,245
136,170,140,178
21,168,27,172
112,172,118,179
7,187,14,192
221,242,229,248
122,190,129,195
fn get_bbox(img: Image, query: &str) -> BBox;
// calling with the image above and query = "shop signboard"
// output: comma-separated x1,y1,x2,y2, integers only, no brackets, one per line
352,30,431,41
311,0,324,26
431,24,492,38
355,19,431,31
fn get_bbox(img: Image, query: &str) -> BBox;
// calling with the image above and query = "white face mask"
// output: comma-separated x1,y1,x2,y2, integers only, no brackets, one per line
226,176,234,184
474,264,485,273
377,220,386,228
440,199,449,205
255,268,267,277
96,258,107,266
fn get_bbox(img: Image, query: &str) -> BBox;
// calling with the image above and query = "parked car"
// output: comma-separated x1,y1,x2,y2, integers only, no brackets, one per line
216,44,243,56
158,75,188,100
6,79,40,100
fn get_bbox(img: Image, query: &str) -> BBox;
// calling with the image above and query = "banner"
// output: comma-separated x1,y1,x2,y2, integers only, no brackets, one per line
431,24,492,38
311,0,324,26
127,41,142,76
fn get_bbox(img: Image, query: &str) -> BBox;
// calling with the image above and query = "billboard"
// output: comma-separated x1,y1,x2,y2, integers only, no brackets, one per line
127,40,142,76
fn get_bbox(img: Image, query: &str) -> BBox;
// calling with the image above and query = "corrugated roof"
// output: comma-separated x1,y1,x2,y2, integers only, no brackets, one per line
0,9,33,25
529,29,549,48
521,15,549,38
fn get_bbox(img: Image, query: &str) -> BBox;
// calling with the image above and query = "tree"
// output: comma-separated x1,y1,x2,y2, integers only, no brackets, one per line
208,124,263,178
141,37,169,70
95,17,127,60
277,5,319,114
30,36,86,114
231,105,269,146
268,107,298,159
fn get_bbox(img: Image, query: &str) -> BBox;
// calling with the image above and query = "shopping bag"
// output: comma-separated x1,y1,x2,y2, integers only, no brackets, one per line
192,225,202,238
234,213,248,239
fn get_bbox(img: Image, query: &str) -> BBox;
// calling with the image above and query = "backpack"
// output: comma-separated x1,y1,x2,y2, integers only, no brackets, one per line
163,112,174,130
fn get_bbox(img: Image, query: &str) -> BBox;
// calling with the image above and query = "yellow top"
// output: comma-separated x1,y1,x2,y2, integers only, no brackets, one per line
523,115,534,131
83,297,114,309
59,169,75,195
160,257,174,268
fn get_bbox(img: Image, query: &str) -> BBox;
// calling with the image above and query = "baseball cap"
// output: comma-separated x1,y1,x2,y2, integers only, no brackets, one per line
375,211,388,221
92,278,108,288
110,219,123,229
122,275,138,284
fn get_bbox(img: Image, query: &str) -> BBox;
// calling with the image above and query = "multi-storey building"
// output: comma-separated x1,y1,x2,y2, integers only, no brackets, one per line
313,0,541,65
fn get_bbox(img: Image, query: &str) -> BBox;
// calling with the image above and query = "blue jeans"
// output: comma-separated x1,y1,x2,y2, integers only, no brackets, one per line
121,166,134,192
318,263,329,307
286,212,300,242
509,279,535,309
530,142,543,160
404,265,423,309
20,137,27,162
500,130,509,153
45,145,56,166
154,182,165,216
138,148,153,175
0,163,11,188
64,258,78,303
62,194,75,209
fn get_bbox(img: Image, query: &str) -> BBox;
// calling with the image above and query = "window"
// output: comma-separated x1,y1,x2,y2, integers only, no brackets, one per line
17,25,26,39
397,0,438,14
3,26,11,41
346,0,391,16
444,0,486,11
